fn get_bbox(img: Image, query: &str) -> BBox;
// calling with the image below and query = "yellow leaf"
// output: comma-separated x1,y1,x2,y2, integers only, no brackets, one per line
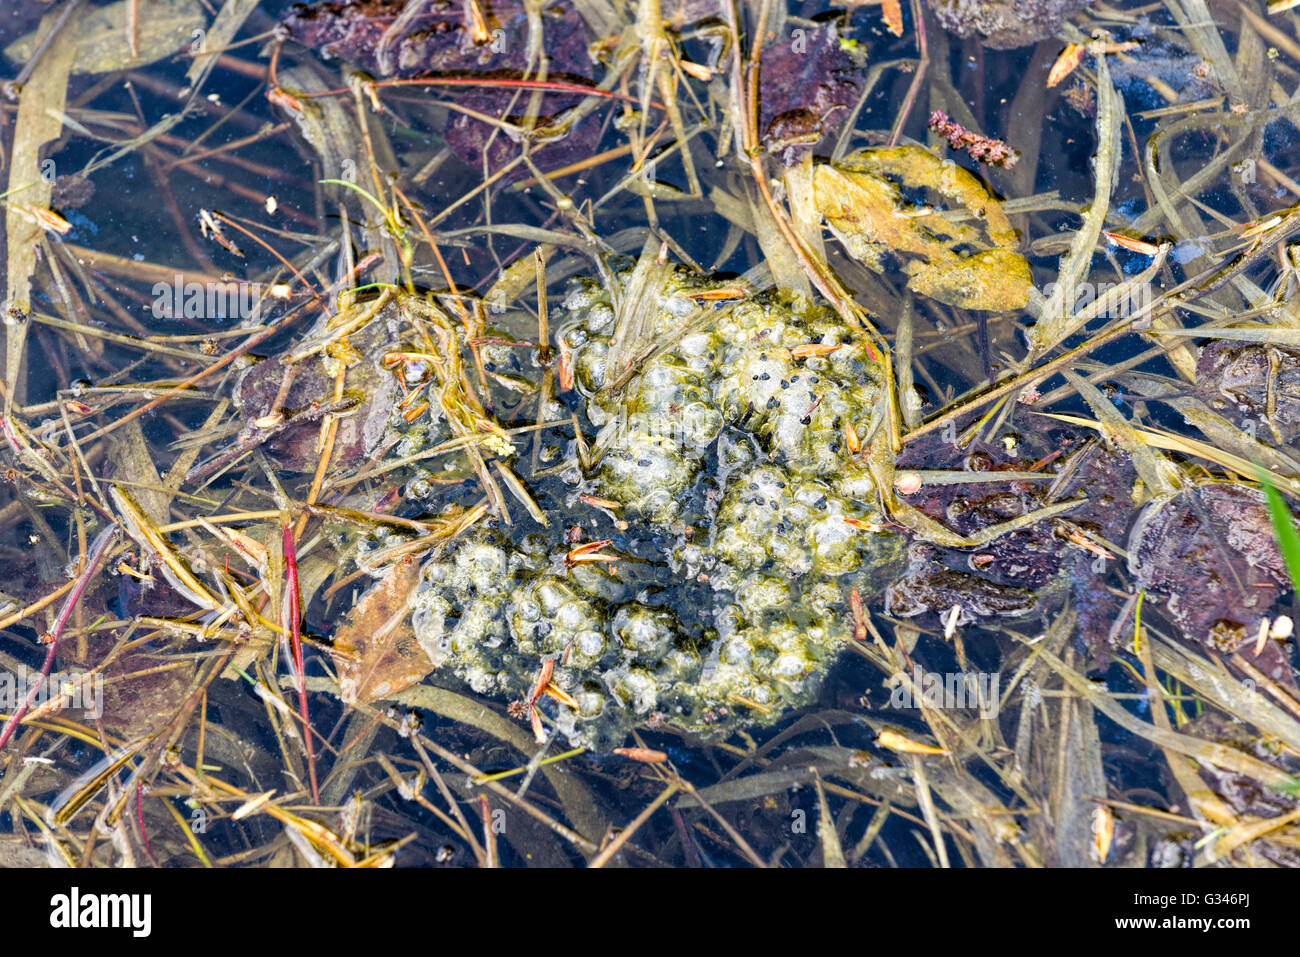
881,0,904,36
1048,44,1085,87
877,729,948,755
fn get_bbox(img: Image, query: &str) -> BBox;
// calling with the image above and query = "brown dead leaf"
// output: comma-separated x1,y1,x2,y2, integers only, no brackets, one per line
331,558,431,706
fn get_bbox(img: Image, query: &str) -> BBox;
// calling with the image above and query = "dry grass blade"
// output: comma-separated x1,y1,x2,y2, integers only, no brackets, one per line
1037,410,1300,497
110,485,221,612
1028,54,1118,355
814,772,848,868
1059,369,1181,495
587,781,679,868
1034,643,1295,788
4,7,75,400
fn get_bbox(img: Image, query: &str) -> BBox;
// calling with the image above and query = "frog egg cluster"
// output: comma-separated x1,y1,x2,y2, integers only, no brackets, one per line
710,462,893,590
564,271,882,523
409,269,903,747
408,526,875,749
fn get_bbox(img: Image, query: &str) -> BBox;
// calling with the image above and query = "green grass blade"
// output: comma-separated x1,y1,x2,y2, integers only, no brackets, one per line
1256,467,1300,598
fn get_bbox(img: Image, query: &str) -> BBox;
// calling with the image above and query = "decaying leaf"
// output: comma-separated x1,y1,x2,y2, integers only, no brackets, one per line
906,248,1034,312
4,0,207,75
332,557,432,706
814,145,1032,310
759,21,865,165
281,0,599,175
928,0,1091,49
1197,340,1300,445
880,0,904,36
1129,484,1295,683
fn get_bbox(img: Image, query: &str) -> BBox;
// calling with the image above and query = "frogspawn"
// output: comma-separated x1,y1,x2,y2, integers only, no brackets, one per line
409,265,906,748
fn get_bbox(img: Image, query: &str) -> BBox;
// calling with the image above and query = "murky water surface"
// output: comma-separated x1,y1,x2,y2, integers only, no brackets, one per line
0,0,1298,868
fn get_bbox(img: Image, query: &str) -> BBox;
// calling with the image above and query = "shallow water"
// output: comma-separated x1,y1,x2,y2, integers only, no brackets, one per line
0,0,1297,869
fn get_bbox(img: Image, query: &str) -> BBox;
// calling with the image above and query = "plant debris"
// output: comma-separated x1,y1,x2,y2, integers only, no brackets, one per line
3,0,1300,874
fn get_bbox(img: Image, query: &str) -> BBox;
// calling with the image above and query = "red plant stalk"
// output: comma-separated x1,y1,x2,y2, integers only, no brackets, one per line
136,779,160,867
0,522,118,752
282,526,319,804
265,40,661,111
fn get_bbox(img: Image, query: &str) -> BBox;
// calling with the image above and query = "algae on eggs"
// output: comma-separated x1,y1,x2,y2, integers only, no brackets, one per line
409,265,905,748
